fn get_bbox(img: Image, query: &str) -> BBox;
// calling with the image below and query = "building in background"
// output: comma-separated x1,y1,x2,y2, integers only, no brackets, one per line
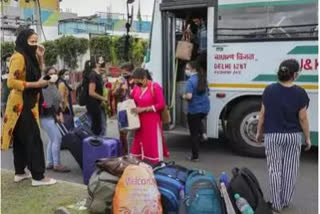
1,0,151,42
58,11,151,39
0,0,77,42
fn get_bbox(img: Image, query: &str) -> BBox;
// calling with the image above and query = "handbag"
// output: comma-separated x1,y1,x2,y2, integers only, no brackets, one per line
95,155,141,177
176,25,194,61
150,83,171,125
117,99,141,131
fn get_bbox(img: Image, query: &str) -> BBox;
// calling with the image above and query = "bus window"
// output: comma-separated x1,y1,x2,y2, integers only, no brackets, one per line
216,2,318,42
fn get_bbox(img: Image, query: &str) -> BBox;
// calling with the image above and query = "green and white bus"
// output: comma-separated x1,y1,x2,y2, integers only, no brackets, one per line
145,0,318,156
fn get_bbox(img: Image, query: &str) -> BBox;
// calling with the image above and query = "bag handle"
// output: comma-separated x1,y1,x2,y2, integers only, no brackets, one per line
182,24,192,42
89,138,102,147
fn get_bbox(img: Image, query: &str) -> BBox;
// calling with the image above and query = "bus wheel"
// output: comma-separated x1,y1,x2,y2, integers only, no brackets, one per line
227,99,265,157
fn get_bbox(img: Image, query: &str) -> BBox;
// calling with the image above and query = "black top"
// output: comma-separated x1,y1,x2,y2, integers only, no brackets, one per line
87,71,103,105
262,83,309,133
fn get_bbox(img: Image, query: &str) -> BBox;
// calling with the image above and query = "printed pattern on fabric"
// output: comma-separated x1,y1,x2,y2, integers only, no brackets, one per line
264,132,302,211
1,52,40,150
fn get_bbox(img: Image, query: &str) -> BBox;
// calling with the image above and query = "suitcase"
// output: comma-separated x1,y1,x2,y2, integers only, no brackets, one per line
75,113,91,130
62,126,93,169
82,136,122,185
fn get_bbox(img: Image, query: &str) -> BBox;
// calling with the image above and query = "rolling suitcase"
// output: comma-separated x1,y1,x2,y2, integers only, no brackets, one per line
62,126,93,169
82,136,122,185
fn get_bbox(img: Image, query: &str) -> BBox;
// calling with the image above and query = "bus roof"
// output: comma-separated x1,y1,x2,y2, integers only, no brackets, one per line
160,0,216,11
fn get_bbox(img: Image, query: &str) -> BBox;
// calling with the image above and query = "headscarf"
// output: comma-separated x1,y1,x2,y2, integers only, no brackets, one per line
15,28,41,110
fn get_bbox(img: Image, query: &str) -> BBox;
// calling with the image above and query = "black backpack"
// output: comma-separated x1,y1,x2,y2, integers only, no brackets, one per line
228,167,272,214
76,80,88,106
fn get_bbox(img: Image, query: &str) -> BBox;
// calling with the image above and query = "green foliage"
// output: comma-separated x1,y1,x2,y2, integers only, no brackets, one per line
114,35,134,64
1,42,15,59
42,41,58,67
131,38,149,66
55,36,89,69
89,36,113,62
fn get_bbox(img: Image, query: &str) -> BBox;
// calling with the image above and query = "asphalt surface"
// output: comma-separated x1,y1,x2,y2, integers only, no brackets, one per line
1,119,318,214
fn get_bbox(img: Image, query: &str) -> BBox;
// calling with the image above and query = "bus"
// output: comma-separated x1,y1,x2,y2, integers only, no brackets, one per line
144,0,318,157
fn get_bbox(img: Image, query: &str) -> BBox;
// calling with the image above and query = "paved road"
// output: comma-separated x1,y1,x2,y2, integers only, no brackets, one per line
1,119,318,214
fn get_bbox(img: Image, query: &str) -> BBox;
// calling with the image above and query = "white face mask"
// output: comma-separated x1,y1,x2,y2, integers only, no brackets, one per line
6,61,10,68
64,75,70,81
49,74,58,83
185,69,193,77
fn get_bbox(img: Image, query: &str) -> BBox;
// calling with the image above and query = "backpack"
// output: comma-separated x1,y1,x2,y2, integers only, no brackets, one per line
228,167,272,214
153,161,190,214
182,170,223,214
76,80,88,106
86,169,118,214
113,163,163,214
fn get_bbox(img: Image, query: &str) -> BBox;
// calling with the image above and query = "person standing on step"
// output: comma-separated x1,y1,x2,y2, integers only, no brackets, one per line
256,59,312,213
182,60,210,162
1,28,56,186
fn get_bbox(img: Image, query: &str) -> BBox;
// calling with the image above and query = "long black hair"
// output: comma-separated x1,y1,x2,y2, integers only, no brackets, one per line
187,60,207,94
15,28,41,109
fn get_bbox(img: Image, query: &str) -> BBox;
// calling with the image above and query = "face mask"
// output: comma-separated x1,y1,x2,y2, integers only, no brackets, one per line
49,74,58,83
136,82,143,87
28,44,38,54
64,75,70,81
185,69,192,77
6,61,10,68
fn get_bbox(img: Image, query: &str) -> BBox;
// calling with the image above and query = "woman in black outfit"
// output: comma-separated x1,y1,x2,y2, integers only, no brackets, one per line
85,56,108,136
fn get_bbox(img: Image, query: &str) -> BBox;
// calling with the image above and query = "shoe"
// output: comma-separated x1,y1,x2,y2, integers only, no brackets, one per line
46,165,53,170
32,177,57,187
53,165,71,173
14,173,32,182
202,133,208,141
186,156,200,162
267,201,281,213
54,207,70,214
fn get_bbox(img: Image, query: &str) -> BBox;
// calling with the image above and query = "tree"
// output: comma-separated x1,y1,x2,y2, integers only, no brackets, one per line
55,36,89,69
114,35,133,64
42,41,58,66
1,42,15,59
89,36,113,62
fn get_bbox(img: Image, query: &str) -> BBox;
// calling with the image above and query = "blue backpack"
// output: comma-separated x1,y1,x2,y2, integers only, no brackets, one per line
182,170,223,214
154,162,190,214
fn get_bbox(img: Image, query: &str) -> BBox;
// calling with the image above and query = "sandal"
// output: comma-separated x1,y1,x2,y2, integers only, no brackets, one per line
53,165,71,173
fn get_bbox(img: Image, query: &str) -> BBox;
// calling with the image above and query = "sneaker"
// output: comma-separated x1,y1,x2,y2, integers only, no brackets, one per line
14,173,32,183
32,177,57,187
186,156,200,162
202,133,208,141
53,165,71,173
46,165,53,170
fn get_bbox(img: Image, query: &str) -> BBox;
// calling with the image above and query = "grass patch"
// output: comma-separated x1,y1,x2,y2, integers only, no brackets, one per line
1,169,90,214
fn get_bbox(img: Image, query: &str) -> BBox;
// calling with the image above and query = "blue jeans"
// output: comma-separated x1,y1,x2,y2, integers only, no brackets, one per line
40,117,62,166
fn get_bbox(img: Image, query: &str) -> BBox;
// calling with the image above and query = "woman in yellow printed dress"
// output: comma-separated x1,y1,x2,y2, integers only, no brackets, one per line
1,28,56,186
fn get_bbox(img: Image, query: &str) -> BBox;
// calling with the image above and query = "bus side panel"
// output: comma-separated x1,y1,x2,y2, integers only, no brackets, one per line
145,0,163,86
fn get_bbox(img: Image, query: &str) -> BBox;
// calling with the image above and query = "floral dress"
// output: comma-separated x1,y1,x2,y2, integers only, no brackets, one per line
1,52,40,150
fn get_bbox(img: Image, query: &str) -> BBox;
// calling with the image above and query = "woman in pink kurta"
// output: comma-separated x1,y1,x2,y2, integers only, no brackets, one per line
130,68,169,163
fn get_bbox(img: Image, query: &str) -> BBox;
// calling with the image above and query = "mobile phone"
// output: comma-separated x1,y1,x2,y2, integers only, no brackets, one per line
43,75,51,81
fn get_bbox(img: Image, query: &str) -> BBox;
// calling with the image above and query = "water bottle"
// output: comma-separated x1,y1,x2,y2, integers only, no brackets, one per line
234,193,254,214
220,172,230,188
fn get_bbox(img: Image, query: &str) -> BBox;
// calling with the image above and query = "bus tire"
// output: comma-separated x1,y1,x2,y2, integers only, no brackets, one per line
227,98,265,157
